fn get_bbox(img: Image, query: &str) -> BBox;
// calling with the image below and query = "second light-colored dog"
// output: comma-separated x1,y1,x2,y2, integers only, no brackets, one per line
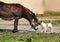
38,21,53,32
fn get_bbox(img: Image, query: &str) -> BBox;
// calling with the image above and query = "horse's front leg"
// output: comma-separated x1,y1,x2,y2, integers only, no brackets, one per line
13,17,19,33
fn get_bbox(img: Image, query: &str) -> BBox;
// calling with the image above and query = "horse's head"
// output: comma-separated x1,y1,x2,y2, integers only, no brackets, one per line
30,13,38,30
23,7,38,30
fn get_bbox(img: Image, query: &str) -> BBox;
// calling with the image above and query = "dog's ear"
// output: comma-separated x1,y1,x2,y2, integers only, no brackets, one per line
38,21,42,25
38,22,40,25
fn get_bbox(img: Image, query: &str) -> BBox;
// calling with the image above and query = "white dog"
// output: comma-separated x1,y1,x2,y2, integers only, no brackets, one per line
38,21,53,32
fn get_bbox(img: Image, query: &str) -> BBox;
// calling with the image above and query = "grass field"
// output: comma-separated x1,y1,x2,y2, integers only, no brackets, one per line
36,11,60,25
0,32,60,42
44,20,60,25
36,11,60,17
0,11,60,42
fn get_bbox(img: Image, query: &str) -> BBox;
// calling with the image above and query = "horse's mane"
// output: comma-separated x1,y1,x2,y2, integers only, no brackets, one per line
0,1,5,4
24,7,38,22
23,6,35,15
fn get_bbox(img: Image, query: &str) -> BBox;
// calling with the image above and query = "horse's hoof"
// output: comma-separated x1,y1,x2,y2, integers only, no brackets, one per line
12,30,18,33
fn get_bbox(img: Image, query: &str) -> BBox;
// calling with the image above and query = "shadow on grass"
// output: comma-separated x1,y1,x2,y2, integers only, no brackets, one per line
0,29,13,32
0,29,36,33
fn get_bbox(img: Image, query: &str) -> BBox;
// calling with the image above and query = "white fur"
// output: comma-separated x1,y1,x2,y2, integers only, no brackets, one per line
40,22,53,32
47,23,53,32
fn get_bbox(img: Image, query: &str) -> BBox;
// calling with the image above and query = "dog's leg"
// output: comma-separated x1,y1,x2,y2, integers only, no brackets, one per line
44,27,46,32
51,27,53,33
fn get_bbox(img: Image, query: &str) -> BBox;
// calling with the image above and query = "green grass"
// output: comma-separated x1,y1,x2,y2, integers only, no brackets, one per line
0,32,60,42
43,20,60,25
36,11,60,25
36,11,60,17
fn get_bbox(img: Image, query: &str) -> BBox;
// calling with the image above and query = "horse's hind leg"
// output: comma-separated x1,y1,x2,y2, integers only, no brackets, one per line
13,17,19,33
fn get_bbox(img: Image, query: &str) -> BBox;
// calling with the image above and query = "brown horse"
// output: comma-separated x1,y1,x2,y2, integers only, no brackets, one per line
0,1,38,33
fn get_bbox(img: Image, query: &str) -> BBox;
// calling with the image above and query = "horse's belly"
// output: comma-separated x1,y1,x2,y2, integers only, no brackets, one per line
0,11,14,20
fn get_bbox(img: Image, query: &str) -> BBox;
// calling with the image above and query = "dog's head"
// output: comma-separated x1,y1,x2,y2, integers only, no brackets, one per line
38,20,43,25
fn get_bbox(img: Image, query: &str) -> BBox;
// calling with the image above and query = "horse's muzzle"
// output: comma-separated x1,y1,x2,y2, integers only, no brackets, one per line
34,26,38,30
